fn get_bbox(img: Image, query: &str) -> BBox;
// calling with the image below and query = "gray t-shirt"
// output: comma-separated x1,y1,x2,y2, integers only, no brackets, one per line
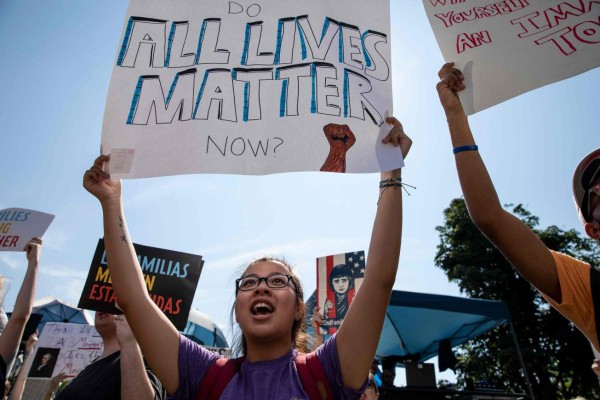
171,333,365,399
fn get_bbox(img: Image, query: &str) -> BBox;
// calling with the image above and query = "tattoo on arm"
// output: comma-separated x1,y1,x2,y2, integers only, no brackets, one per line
118,216,128,243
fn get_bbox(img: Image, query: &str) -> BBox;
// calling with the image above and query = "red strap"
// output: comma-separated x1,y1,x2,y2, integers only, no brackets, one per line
296,352,334,400
197,357,245,400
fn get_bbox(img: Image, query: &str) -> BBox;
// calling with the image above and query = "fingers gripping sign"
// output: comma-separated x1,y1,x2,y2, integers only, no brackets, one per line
83,155,122,203
24,237,42,262
382,116,412,159
436,62,466,111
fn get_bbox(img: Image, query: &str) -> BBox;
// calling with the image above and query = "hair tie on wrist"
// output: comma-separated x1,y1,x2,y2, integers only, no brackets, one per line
453,145,478,154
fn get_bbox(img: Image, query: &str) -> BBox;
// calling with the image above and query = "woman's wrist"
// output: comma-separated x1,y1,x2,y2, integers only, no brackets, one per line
100,196,123,213
380,169,401,180
443,102,465,119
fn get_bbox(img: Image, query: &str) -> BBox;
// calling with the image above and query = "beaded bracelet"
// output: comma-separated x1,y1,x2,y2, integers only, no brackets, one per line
453,144,478,154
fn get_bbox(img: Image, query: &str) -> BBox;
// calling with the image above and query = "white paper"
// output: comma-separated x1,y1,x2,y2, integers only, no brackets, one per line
0,208,54,252
101,0,401,178
422,0,600,115
30,322,103,379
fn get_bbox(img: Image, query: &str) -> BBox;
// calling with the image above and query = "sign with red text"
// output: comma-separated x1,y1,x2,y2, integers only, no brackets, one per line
0,208,54,252
27,322,103,379
78,239,203,330
422,0,600,114
316,250,365,335
102,0,402,178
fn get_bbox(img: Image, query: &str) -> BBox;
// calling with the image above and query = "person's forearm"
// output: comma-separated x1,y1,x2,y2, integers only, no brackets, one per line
11,259,38,321
42,383,58,400
445,105,504,227
10,374,27,400
368,169,403,289
1,256,38,363
101,198,150,312
10,352,34,400
101,198,181,393
336,172,403,388
120,344,156,399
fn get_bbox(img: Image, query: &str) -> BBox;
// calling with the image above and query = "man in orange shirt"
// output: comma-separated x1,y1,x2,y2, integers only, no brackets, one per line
436,62,600,353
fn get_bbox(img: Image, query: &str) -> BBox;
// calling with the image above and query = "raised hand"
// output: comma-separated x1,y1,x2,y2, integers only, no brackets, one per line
310,306,324,331
25,331,38,354
83,155,122,203
382,117,412,160
436,62,465,112
24,237,42,263
324,299,333,314
114,314,137,347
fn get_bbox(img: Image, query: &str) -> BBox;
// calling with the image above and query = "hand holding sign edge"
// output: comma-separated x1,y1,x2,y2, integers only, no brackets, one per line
83,155,122,205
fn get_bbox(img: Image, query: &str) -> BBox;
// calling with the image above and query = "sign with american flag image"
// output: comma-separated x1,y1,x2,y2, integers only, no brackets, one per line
316,250,365,335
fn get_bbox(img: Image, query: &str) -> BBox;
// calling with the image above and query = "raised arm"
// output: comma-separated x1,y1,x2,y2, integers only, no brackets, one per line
336,117,411,389
0,238,41,366
83,156,180,393
42,373,68,400
10,333,39,400
115,315,165,399
436,62,559,300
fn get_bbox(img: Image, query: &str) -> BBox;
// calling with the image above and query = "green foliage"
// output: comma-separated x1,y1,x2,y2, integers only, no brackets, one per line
435,199,599,400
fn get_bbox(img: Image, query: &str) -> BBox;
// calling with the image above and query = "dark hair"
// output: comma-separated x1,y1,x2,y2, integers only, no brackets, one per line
230,256,308,357
328,264,355,291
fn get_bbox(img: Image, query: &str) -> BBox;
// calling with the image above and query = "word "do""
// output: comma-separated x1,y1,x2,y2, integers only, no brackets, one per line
229,1,261,18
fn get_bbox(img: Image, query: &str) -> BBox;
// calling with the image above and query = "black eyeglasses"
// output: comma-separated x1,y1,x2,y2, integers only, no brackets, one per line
236,274,296,293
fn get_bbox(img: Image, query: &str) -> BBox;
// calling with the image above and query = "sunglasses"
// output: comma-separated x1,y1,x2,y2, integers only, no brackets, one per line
587,184,600,221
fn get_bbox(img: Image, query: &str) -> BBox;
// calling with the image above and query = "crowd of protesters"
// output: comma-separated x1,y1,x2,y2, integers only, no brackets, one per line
1,63,599,399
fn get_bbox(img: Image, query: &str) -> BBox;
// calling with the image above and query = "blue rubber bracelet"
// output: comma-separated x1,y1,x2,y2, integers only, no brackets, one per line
453,145,478,154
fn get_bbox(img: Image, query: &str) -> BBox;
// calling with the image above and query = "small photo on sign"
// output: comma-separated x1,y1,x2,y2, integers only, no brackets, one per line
28,347,60,379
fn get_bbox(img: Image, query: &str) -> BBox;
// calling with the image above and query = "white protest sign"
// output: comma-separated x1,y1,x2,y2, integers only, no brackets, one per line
29,322,103,379
422,0,600,115
102,0,400,178
0,208,54,252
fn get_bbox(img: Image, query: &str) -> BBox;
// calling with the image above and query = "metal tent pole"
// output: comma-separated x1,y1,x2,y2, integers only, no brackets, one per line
507,317,536,400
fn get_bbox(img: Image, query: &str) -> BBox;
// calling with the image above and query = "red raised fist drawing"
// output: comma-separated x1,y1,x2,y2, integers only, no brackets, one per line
320,123,356,173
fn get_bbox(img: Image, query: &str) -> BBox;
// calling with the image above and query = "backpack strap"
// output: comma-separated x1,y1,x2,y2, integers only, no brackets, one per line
196,357,245,400
196,353,333,400
295,352,334,400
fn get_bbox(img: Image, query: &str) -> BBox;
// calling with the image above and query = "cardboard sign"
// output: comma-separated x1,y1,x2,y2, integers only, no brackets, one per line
316,250,365,335
78,239,203,330
422,0,600,114
101,0,402,178
28,322,103,379
0,208,54,252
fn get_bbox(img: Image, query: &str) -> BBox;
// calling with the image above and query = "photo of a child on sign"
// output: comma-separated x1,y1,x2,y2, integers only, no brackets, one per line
316,251,365,335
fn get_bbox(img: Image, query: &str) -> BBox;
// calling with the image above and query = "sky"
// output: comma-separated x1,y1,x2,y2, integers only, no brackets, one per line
1,0,599,387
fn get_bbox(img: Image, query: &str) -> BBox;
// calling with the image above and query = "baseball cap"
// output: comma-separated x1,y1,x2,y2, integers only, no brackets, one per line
573,148,600,224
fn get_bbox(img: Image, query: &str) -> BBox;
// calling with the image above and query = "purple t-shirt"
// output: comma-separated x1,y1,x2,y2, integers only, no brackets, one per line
170,334,365,400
